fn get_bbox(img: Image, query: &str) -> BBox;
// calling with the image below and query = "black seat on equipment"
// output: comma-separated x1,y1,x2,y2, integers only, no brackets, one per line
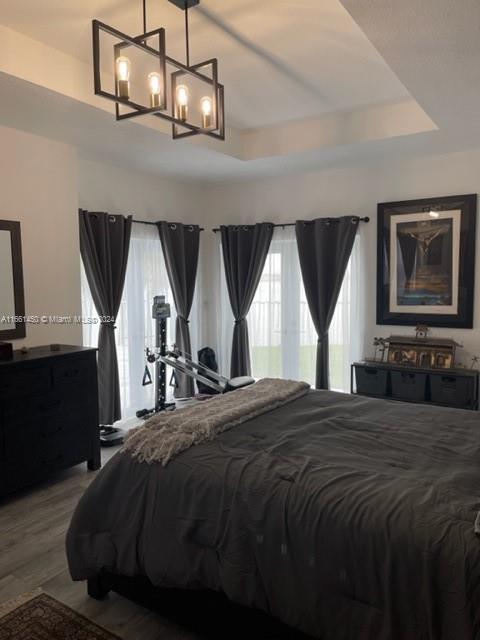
223,376,255,393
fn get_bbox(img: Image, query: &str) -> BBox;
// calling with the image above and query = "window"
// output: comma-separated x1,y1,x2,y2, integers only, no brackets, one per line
81,223,199,419
246,227,362,391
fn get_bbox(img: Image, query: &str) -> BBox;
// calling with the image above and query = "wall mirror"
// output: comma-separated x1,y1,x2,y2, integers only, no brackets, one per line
0,220,25,340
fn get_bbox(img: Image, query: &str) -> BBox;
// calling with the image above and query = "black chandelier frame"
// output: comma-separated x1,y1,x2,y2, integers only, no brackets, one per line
92,0,225,141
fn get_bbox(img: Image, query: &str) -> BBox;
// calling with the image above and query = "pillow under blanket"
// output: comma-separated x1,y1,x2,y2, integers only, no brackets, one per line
122,377,310,466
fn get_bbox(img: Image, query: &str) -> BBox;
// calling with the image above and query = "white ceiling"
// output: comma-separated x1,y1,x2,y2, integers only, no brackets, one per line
340,0,480,135
0,0,478,181
0,0,409,130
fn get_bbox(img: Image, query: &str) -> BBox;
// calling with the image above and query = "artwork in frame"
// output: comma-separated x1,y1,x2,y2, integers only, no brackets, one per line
377,194,477,328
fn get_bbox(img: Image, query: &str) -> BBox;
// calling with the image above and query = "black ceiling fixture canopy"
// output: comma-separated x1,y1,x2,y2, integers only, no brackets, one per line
92,0,225,141
168,0,200,9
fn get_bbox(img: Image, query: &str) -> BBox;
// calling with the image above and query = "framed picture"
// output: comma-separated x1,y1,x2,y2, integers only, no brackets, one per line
388,348,418,366
418,351,434,369
377,194,477,328
433,352,453,369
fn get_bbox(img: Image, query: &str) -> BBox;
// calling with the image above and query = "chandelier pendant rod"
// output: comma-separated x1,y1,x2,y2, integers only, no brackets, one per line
143,0,147,34
185,1,190,67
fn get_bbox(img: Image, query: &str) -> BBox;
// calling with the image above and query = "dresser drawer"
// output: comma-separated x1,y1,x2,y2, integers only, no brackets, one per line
3,400,94,459
2,387,93,426
4,434,91,493
0,365,51,398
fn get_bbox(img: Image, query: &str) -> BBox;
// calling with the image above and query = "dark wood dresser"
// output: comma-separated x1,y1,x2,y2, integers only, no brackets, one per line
0,345,100,497
352,361,479,410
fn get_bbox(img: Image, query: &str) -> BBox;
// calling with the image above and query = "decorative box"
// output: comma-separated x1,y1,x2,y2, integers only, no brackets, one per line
387,335,459,369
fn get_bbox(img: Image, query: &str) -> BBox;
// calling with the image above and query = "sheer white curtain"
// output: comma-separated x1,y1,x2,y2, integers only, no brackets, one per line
82,223,200,419
218,226,363,391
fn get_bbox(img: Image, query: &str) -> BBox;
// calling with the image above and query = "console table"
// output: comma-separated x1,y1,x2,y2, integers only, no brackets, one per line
352,361,479,410
0,345,100,497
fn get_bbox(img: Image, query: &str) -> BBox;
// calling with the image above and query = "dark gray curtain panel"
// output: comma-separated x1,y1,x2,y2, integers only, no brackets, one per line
79,210,132,425
296,216,358,390
221,223,273,378
158,222,200,398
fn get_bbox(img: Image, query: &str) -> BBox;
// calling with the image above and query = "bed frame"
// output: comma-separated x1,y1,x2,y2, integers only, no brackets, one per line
87,573,312,639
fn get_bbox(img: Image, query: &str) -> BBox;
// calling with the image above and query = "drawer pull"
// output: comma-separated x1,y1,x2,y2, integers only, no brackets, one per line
39,400,62,411
41,426,64,439
41,453,64,465
63,368,80,378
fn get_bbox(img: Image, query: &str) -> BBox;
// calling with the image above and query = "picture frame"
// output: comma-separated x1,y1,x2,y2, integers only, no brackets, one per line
418,351,434,369
388,348,418,366
434,352,453,369
377,194,477,328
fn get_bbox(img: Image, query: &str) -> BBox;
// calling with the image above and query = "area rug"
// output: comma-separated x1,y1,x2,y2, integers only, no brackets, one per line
0,590,121,639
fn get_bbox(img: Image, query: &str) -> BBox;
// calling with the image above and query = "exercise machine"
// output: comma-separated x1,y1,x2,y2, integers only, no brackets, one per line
137,295,176,418
136,295,254,419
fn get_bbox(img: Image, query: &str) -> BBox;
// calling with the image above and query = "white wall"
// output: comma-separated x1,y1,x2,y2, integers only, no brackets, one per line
0,128,207,350
203,147,480,365
78,155,206,222
0,125,81,347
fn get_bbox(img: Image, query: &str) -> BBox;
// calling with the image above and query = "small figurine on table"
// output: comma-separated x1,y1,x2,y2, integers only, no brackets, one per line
415,324,429,340
471,356,480,370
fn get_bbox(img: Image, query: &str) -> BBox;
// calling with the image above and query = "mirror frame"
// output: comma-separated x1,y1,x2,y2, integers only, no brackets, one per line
0,220,26,340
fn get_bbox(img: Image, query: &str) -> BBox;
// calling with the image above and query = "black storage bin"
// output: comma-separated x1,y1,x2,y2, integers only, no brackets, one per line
355,366,388,397
391,371,426,402
430,374,473,408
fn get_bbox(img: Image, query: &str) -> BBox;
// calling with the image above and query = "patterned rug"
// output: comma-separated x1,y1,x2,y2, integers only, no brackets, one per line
0,591,121,639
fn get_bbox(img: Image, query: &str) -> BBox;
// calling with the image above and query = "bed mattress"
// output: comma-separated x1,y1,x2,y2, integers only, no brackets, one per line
67,390,480,639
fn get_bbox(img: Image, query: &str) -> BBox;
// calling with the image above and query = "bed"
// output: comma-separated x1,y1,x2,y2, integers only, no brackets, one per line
66,388,480,640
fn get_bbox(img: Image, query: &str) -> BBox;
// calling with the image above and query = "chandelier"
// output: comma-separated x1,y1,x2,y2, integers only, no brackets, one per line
92,0,225,140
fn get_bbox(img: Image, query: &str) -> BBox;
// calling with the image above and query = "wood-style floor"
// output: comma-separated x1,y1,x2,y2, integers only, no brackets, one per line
0,447,202,639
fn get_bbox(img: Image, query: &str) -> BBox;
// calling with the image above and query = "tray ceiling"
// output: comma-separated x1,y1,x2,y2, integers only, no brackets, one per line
0,0,409,129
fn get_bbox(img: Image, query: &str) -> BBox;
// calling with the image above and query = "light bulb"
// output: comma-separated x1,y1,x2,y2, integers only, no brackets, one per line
176,84,189,121
116,56,130,81
116,56,131,99
429,210,440,218
148,72,162,108
201,96,213,129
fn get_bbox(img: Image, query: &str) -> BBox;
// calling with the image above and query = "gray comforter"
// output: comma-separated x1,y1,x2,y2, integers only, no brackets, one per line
67,390,480,640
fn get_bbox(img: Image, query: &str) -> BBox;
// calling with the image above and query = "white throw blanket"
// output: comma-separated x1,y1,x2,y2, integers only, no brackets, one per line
122,378,310,466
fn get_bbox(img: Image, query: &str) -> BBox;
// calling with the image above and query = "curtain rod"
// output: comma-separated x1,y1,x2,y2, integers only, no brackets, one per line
133,219,204,231
211,216,370,233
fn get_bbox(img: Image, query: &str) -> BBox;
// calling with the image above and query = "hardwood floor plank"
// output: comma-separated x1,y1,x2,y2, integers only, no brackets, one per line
0,575,31,603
